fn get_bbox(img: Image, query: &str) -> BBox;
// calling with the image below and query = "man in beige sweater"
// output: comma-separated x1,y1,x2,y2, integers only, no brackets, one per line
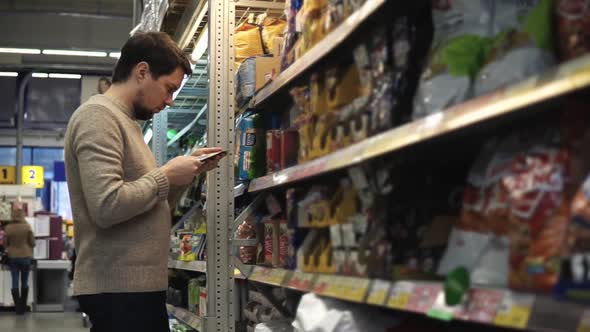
65,32,222,332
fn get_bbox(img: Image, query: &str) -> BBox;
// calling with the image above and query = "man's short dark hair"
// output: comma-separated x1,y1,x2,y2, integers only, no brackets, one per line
112,32,192,83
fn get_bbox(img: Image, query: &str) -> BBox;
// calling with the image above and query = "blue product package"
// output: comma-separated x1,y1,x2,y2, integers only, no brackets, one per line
237,112,265,180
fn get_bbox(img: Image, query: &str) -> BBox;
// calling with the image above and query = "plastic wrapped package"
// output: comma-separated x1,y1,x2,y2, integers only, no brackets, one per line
439,126,573,291
474,0,555,96
236,216,258,264
292,293,401,332
236,58,257,107
235,22,265,68
413,0,493,119
262,18,287,54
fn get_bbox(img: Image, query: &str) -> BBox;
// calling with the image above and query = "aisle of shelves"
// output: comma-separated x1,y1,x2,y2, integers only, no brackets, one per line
224,0,590,332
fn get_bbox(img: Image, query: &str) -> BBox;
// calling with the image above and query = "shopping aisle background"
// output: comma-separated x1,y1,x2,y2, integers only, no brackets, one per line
0,312,87,332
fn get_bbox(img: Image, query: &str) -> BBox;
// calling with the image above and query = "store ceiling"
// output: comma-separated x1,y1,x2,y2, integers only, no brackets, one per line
0,0,133,73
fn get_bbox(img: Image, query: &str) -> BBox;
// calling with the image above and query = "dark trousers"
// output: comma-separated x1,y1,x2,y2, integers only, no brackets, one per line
8,258,32,289
77,291,170,332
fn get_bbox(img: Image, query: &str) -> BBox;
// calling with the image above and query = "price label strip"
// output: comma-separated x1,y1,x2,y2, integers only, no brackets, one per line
458,289,504,323
406,284,442,314
339,276,370,303
267,269,289,286
250,266,268,282
367,280,392,306
494,292,535,329
387,281,415,310
313,274,338,297
287,271,316,292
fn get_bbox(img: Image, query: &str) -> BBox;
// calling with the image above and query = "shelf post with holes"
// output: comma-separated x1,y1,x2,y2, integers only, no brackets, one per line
206,0,236,331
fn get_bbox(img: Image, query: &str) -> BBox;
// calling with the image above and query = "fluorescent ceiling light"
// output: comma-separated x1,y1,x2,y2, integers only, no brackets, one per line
43,49,107,57
109,52,121,58
0,72,18,77
49,73,81,79
0,48,41,54
32,73,49,78
191,24,208,63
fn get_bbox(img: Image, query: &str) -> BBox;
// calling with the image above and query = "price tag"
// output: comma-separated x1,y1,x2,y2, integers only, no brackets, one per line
267,269,288,286
313,274,336,296
287,271,315,291
338,277,370,303
387,282,414,310
0,166,16,184
406,284,441,313
367,280,391,306
21,166,44,189
494,292,534,329
250,266,267,281
458,289,504,323
577,309,590,332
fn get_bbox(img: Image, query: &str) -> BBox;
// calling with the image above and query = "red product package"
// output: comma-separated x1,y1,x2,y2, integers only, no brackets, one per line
266,130,281,173
505,147,570,291
555,0,590,61
236,217,257,264
280,129,299,169
264,218,275,266
278,220,289,267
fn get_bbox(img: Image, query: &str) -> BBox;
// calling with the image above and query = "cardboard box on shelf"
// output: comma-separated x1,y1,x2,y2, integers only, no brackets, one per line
255,56,281,91
272,37,284,56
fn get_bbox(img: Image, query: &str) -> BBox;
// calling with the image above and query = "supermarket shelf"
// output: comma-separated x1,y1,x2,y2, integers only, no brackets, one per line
167,304,201,331
169,259,246,279
234,263,590,332
251,0,387,108
249,54,590,192
168,259,207,273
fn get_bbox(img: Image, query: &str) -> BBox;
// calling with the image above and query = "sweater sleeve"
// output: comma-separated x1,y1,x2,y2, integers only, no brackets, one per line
71,108,170,229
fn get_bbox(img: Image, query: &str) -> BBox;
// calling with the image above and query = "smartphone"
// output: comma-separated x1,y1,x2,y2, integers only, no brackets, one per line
196,150,227,162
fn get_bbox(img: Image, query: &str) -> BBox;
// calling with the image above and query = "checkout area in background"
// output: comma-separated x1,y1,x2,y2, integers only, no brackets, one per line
0,162,73,312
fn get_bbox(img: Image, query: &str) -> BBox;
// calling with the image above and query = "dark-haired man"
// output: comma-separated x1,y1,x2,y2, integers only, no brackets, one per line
64,32,222,332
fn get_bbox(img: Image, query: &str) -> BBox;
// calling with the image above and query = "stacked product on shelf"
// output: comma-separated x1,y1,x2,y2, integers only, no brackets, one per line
230,0,590,331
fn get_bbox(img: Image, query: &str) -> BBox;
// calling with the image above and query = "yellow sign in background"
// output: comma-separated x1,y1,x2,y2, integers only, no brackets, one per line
0,166,16,184
21,166,44,189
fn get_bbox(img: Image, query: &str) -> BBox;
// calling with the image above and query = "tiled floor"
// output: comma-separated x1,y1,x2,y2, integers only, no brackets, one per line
0,312,88,332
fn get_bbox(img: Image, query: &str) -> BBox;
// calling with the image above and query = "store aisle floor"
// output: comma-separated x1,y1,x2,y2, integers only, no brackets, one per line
0,312,88,332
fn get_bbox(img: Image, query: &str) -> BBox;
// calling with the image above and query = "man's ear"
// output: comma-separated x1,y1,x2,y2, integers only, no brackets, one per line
135,61,150,81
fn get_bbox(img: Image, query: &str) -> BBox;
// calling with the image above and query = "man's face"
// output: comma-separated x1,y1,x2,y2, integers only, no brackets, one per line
133,67,184,120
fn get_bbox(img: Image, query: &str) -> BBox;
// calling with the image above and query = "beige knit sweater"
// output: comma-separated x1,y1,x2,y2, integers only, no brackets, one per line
64,95,172,296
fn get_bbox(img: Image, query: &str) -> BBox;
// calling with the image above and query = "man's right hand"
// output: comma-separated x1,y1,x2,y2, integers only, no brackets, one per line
161,156,206,186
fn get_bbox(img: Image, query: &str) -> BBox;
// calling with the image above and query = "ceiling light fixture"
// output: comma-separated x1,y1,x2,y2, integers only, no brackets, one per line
191,24,208,63
43,49,107,57
48,73,82,79
0,48,41,55
32,73,49,78
109,52,121,59
0,72,18,77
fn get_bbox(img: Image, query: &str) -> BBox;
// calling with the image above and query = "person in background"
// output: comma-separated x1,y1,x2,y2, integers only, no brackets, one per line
97,77,111,94
4,202,35,315
65,32,224,332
